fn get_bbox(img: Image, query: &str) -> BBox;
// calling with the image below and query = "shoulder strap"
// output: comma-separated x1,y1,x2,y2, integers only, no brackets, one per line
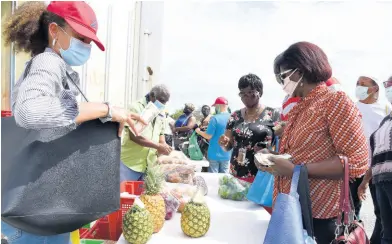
24,57,89,102
297,165,315,238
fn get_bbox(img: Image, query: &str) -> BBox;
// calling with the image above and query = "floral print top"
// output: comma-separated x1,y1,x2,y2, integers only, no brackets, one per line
226,107,280,178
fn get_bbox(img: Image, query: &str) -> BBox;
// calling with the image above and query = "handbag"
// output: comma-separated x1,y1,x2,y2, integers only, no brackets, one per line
1,58,121,235
246,137,279,207
331,157,369,244
264,165,316,244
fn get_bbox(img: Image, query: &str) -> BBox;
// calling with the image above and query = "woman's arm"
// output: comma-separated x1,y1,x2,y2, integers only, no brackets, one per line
13,54,116,129
325,91,369,178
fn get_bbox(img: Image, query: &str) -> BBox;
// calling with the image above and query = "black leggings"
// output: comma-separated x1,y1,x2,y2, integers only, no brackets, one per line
313,217,337,244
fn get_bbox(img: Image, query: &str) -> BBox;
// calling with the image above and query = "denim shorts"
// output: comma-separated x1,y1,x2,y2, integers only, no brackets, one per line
1,221,70,244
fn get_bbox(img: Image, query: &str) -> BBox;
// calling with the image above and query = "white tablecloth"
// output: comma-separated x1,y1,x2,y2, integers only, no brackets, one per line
117,173,270,244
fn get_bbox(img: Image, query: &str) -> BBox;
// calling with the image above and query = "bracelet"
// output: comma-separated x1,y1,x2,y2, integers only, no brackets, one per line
100,102,113,123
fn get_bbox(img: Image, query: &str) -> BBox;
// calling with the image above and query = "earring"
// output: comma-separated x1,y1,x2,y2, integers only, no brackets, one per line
52,38,56,47
300,82,304,87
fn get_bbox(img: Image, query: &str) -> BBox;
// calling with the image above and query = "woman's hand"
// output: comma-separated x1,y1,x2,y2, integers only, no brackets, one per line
259,155,294,177
358,181,368,201
219,135,231,147
111,107,147,137
157,143,172,155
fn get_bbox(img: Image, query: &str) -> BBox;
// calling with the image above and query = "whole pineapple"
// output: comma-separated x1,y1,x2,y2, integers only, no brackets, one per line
181,190,210,238
122,198,153,244
140,163,166,233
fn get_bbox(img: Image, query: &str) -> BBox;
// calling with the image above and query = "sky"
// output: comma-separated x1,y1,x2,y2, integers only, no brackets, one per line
160,1,392,113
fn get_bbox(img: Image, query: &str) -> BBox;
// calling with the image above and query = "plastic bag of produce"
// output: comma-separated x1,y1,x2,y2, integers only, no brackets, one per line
161,192,180,220
218,175,251,201
193,176,208,196
161,164,196,184
157,151,189,165
164,183,198,212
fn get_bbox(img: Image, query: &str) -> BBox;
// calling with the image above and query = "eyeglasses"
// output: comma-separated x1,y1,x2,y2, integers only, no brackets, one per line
277,68,297,85
239,90,260,98
383,80,392,88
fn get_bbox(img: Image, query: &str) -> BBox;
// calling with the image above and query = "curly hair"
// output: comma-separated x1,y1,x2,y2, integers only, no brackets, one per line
2,1,66,57
238,73,263,96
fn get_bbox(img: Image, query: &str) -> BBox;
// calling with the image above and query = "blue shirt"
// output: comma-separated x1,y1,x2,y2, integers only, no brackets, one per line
206,112,232,161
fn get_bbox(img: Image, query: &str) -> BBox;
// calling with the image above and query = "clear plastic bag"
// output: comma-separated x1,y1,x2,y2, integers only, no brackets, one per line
160,192,180,220
218,175,251,201
161,164,195,184
164,183,198,212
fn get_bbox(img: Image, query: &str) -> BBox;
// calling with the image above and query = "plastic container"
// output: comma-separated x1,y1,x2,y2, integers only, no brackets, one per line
1,110,12,117
80,218,110,240
80,240,105,244
70,230,80,244
131,101,162,135
107,181,144,241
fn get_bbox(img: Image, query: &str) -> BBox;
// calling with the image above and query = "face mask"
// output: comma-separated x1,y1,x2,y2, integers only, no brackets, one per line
281,69,303,96
201,107,210,117
153,100,165,110
56,26,92,66
184,109,191,114
386,87,392,103
355,86,370,101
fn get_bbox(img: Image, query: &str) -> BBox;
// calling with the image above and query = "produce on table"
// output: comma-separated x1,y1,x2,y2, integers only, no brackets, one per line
181,190,211,238
157,151,189,165
122,198,153,244
161,192,180,220
164,183,198,213
193,175,208,196
140,163,166,233
218,175,250,201
161,164,196,184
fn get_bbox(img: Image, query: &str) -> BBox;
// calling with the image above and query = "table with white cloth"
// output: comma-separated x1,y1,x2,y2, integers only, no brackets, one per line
188,158,210,172
117,173,271,244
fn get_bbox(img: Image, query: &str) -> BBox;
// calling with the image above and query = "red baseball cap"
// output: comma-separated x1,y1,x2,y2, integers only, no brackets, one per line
47,1,105,51
212,97,228,106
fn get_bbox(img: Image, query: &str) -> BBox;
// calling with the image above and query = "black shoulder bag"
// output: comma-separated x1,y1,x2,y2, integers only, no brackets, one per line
1,59,120,235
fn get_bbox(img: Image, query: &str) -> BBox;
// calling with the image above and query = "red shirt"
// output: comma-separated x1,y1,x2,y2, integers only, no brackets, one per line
275,84,369,219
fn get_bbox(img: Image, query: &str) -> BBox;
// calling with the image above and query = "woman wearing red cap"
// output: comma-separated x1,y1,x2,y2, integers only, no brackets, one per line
2,1,144,243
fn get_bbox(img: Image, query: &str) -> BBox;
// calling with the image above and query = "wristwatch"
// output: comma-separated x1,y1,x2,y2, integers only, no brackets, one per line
100,101,113,123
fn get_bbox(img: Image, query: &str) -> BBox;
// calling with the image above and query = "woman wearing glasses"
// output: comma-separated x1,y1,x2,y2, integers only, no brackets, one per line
219,73,280,183
260,42,369,244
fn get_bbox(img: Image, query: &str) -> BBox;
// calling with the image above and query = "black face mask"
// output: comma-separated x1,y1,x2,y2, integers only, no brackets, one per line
202,107,210,117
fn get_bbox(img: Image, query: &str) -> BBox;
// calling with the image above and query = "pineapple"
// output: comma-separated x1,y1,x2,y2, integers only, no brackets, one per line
140,163,166,233
181,190,210,238
122,198,153,244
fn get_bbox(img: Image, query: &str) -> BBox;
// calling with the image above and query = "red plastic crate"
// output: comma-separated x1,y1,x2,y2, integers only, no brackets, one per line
1,110,12,117
108,181,144,241
80,218,110,240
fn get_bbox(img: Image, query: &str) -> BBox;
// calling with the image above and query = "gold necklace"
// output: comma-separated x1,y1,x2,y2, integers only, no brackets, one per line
245,106,262,122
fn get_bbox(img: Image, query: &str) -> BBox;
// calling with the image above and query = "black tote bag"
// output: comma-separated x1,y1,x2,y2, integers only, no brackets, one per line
1,59,121,235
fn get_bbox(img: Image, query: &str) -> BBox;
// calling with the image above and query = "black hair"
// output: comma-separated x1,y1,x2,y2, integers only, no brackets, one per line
273,53,283,75
279,42,332,84
2,2,66,57
238,73,263,96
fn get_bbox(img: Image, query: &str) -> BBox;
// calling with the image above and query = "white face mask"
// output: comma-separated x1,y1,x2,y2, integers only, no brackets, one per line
355,86,370,101
281,68,303,96
386,87,392,103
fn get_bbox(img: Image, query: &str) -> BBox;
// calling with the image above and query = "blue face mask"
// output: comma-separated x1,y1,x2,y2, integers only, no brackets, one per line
57,27,92,66
154,100,165,110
